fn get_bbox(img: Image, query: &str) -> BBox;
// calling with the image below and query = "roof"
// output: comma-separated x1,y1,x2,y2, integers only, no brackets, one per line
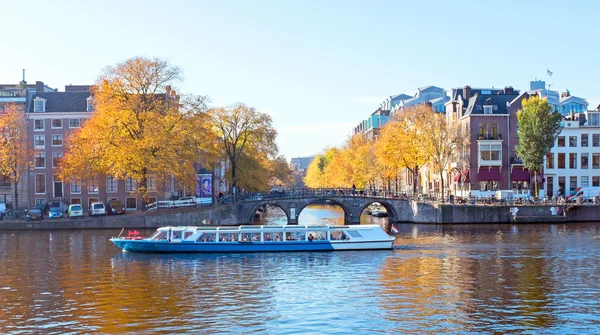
30,92,90,113
463,92,519,117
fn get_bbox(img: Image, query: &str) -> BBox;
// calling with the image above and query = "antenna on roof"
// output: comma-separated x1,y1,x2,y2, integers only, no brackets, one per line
20,69,27,85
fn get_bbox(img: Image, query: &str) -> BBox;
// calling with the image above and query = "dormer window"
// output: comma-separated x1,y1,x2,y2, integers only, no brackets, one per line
483,106,493,114
33,98,46,112
86,96,93,112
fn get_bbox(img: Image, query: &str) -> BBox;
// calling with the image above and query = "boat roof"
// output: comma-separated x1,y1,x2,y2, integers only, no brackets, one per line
157,224,383,231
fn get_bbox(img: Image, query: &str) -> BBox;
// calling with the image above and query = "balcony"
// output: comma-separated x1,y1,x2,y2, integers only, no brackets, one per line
477,134,502,141
510,156,524,165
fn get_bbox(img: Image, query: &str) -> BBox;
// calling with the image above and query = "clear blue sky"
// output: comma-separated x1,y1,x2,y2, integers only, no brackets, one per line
2,0,599,160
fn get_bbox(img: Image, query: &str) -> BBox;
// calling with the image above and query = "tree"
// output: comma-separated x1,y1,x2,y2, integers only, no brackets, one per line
419,109,461,201
0,104,35,209
517,96,562,196
58,57,214,208
378,105,431,195
209,104,278,193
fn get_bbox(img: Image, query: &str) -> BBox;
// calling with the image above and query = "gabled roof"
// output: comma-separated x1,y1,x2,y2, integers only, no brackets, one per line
463,92,519,117
29,92,90,113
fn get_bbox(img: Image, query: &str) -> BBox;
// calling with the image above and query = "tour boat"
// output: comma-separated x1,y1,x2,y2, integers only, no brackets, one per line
110,224,396,253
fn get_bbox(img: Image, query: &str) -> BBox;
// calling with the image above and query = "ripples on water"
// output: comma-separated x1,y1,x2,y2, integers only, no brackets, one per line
0,206,599,334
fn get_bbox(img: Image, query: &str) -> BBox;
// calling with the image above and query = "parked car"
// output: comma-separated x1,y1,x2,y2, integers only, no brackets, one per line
44,200,69,214
25,208,44,221
89,202,106,216
68,204,84,218
48,207,64,219
106,200,126,215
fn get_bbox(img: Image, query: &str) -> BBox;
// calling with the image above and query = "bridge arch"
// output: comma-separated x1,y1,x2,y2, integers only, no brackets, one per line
294,198,351,225
247,203,289,224
357,200,397,222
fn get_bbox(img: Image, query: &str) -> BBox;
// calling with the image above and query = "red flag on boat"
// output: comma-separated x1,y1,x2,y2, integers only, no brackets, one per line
128,230,140,237
391,225,399,234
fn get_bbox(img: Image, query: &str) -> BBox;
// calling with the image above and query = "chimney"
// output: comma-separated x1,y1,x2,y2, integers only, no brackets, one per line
424,101,433,109
35,81,44,92
165,85,171,95
503,86,514,95
463,85,471,99
561,91,570,98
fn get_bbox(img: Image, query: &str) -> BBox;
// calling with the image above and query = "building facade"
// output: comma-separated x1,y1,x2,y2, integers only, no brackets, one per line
544,110,600,197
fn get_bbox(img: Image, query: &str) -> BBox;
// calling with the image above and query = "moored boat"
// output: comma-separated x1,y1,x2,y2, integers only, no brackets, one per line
110,224,395,253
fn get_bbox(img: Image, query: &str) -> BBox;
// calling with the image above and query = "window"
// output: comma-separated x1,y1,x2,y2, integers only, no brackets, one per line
594,134,600,147
126,197,137,210
148,174,157,192
582,153,589,169
86,97,93,112
35,174,45,194
70,198,81,205
88,177,99,194
480,144,501,161
569,136,577,147
489,123,498,139
588,112,600,125
0,174,10,187
559,177,565,195
558,136,565,147
106,176,118,193
582,176,589,187
483,106,492,114
34,153,45,168
52,134,63,146
582,134,589,147
52,152,63,168
34,100,44,112
35,199,45,207
70,179,81,194
51,119,62,128
546,153,554,169
569,153,577,169
594,177,600,187
570,177,577,192
594,154,600,169
34,119,44,131
479,180,499,191
34,135,45,149
69,118,81,128
125,178,137,192
558,153,565,169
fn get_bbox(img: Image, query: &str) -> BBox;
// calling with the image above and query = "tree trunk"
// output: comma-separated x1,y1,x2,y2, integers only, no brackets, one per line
140,168,148,211
534,171,538,197
439,168,445,202
12,178,19,210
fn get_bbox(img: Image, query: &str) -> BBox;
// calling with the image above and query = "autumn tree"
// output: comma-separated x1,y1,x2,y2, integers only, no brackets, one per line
209,104,278,193
517,96,562,196
58,57,214,207
419,109,462,201
0,104,35,209
378,105,431,195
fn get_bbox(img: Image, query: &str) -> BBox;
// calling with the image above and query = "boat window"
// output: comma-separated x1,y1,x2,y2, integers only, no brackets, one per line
330,231,348,241
183,231,194,240
152,231,167,240
286,231,305,241
219,232,238,242
346,231,363,238
172,231,182,240
241,232,261,242
263,233,274,241
198,232,216,242
308,231,325,241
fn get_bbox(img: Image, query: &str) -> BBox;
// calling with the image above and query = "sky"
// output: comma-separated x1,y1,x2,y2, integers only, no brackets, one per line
2,0,600,160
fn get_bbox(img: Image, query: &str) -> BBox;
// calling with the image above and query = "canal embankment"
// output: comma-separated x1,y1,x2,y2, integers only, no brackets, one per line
1,202,599,229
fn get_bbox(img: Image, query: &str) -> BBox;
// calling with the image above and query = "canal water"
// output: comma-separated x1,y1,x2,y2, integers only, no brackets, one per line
1,205,599,334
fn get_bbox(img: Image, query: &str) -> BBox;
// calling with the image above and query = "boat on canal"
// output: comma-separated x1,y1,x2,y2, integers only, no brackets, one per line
110,224,395,253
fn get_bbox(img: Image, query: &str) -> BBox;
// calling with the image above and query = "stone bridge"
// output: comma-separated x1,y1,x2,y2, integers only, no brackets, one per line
230,196,440,225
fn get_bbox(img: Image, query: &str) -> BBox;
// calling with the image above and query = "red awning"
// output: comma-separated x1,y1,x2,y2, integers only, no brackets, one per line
462,168,470,181
454,172,461,182
478,167,501,181
511,168,530,181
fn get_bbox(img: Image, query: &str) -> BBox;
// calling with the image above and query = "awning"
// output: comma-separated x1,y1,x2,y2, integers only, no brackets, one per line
454,171,461,182
462,168,470,181
511,168,530,181
478,167,501,181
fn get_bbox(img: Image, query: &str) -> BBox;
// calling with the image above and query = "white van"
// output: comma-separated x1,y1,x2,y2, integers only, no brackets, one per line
566,187,600,202
89,202,107,216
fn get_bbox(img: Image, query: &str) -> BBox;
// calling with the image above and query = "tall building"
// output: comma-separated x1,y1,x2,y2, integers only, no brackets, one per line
0,79,56,208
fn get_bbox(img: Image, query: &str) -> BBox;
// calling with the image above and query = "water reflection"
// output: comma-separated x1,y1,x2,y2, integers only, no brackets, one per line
1,223,600,334
258,204,389,226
